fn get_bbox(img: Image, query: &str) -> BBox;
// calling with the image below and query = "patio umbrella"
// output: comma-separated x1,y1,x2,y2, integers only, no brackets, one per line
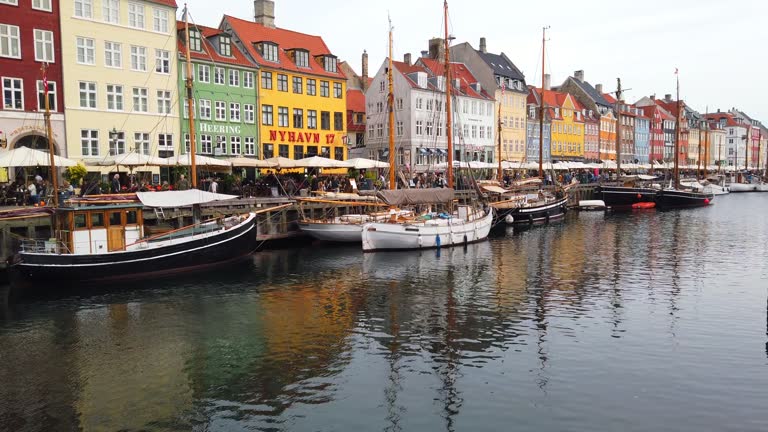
0,146,77,167
90,152,168,167
227,156,275,168
293,156,349,168
344,158,390,169
263,156,300,169
163,154,231,167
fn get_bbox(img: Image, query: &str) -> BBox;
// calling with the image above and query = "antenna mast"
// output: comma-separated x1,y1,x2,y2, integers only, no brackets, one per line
183,4,197,188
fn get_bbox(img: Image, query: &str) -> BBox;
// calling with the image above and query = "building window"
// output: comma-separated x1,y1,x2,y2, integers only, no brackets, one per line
294,50,309,68
261,43,278,62
278,144,289,158
321,111,330,130
104,41,122,68
78,81,96,109
106,84,123,111
198,64,210,82
109,131,125,155
396,121,403,136
214,67,225,85
215,136,227,155
189,29,201,52
33,29,54,62
135,132,150,154
426,121,433,136
231,136,241,155
36,80,56,111
199,99,211,119
244,104,254,123
396,98,403,110
416,121,423,135
219,36,231,57
368,124,374,138
320,81,329,97
324,56,337,73
292,145,303,159
244,137,255,155
74,0,93,18
262,143,274,158
230,102,240,122
2,77,23,109
293,108,303,128
243,72,254,88
277,74,288,91
81,129,99,156
260,71,272,89
132,87,147,112
200,134,212,154
334,112,343,131
229,69,239,87
182,99,195,118
128,3,144,28
130,46,146,71
153,8,169,33
155,49,170,74
376,124,383,137
76,37,95,64
102,0,119,24
308,110,317,129
261,105,273,125
278,106,289,127
333,82,342,98
293,76,303,94
157,90,171,114
416,98,423,110
0,24,20,59
215,101,226,121
307,79,316,96
32,0,52,11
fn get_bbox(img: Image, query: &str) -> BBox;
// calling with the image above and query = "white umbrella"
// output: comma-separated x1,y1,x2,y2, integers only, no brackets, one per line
263,156,300,169
90,152,168,167
344,158,390,169
227,156,275,168
0,146,77,167
293,155,349,168
163,154,231,167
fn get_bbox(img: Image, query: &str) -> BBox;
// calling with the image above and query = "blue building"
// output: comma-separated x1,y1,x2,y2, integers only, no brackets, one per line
526,93,551,163
634,114,650,164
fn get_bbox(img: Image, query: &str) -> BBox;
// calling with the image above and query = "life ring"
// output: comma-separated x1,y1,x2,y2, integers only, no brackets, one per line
505,214,514,224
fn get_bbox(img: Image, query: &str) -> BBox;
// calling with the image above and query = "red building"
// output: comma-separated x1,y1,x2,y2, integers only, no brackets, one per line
641,105,665,163
0,0,66,161
655,96,688,164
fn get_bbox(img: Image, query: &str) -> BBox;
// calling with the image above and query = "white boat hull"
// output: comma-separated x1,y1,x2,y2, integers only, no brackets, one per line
299,221,363,242
361,209,494,252
681,180,729,196
728,183,758,192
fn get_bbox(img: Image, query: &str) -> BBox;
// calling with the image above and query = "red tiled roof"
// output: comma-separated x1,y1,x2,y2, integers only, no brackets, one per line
347,89,365,113
223,15,345,79
146,0,177,7
176,22,254,68
602,93,617,104
417,58,493,100
703,113,743,128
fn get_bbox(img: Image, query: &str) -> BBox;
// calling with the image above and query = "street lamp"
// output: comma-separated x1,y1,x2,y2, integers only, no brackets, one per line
109,127,118,155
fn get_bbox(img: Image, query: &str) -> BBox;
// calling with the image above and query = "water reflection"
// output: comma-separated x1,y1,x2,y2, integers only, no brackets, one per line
1,197,768,431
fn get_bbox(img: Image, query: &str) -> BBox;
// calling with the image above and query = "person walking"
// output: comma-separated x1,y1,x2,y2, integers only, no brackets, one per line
209,177,219,194
176,174,190,191
111,174,121,193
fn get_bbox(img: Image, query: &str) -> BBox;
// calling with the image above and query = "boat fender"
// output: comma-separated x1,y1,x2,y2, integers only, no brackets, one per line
418,235,423,247
704,198,710,205
463,234,468,244
528,214,534,225
505,214,514,224
435,235,441,248
637,193,642,199
545,213,550,224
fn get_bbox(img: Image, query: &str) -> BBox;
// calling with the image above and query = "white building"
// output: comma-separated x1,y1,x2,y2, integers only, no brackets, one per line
363,56,494,172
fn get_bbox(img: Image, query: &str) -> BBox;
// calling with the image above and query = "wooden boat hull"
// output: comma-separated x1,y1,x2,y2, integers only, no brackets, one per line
495,197,568,225
299,221,363,242
361,209,493,252
655,189,713,209
10,214,257,286
597,186,657,208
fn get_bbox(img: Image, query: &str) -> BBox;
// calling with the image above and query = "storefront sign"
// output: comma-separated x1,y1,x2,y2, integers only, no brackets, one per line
199,123,241,134
268,130,338,145
8,125,57,138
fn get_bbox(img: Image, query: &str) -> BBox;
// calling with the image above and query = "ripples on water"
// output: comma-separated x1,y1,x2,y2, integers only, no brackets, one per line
1,194,768,431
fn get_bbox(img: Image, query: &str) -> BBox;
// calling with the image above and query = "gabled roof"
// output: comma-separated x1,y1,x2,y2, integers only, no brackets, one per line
176,22,254,68
528,87,583,121
146,0,177,7
568,77,611,107
347,88,365,113
223,15,345,79
417,58,494,100
703,112,744,128
476,51,525,81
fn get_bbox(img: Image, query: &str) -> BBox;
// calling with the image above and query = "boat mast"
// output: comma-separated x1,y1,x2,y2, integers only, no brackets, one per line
614,78,622,182
41,63,58,207
183,4,198,189
703,107,709,178
674,71,680,190
388,17,396,190
497,95,502,182
443,0,453,189
538,26,548,178
745,124,750,172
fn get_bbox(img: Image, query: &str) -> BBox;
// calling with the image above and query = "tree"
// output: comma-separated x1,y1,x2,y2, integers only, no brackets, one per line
63,163,88,187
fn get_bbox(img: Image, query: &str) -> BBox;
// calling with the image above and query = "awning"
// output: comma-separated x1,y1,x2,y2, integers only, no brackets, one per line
418,148,428,155
426,148,435,154
481,184,511,194
437,149,447,155
376,188,455,206
136,190,239,208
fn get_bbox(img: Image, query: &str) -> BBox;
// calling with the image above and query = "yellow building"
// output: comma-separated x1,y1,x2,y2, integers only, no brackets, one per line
222,6,347,162
60,0,180,178
542,89,585,160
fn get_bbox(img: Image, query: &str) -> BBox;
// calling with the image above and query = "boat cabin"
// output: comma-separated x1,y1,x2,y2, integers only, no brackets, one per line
54,205,144,254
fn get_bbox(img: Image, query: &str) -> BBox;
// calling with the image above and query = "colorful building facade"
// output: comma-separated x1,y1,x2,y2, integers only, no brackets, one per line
532,88,584,161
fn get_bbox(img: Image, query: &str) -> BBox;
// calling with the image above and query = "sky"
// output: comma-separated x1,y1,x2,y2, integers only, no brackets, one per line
183,0,768,123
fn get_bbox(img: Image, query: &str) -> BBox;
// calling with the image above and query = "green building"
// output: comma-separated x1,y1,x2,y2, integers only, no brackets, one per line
175,22,259,179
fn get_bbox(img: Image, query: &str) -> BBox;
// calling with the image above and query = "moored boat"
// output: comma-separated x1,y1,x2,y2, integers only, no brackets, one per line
655,188,713,209
597,183,658,208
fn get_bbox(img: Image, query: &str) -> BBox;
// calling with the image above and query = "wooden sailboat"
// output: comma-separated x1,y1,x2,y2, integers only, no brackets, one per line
9,7,257,287
654,70,714,209
360,1,493,251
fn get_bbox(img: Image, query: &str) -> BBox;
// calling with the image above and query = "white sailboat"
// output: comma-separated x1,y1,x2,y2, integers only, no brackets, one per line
361,1,494,252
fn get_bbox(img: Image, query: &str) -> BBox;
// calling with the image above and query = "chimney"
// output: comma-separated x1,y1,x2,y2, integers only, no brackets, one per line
650,94,655,100
254,0,275,28
403,53,412,66
574,70,584,82
420,50,428,58
543,74,551,91
362,50,368,84
664,94,672,102
428,38,445,60
595,83,602,94
479,37,487,53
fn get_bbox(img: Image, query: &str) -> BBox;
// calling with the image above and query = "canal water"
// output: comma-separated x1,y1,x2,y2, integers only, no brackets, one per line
1,194,768,432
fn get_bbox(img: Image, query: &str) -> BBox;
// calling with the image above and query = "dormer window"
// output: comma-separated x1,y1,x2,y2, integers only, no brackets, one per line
189,29,202,52
324,55,337,73
261,42,278,62
295,49,309,68
219,36,231,57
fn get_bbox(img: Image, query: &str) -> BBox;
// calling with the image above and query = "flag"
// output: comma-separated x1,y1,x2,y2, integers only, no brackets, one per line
501,80,505,96
674,68,678,75
42,66,48,96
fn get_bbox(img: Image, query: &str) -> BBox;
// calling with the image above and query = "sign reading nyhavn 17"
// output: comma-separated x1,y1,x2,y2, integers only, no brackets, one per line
269,130,337,145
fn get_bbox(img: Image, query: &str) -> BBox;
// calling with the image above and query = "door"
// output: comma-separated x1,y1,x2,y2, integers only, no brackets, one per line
107,211,125,252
